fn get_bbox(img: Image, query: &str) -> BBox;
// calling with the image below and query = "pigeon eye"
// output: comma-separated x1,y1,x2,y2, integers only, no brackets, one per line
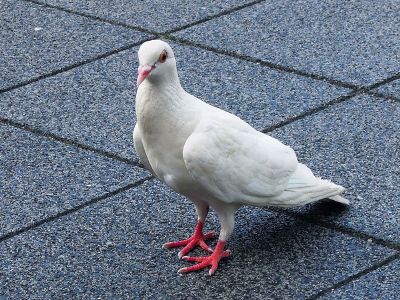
159,50,168,63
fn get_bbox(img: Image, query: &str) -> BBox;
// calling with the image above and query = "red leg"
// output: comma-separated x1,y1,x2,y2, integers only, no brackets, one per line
179,240,231,276
162,221,216,258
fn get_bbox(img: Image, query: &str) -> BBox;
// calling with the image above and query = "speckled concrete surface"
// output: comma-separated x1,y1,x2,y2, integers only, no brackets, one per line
0,0,149,91
0,180,395,299
0,43,348,160
0,50,140,160
174,0,400,85
321,258,400,300
39,0,253,32
377,80,400,98
1,0,399,299
172,42,349,131
270,95,400,243
0,124,148,236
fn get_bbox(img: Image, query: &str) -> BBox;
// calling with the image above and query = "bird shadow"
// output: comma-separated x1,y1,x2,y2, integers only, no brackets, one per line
229,201,350,260
175,202,351,278
299,200,350,218
232,217,307,255
268,200,350,221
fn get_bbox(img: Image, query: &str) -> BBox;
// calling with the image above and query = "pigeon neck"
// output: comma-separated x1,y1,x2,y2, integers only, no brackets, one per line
144,72,185,101
138,75,186,109
147,68,182,89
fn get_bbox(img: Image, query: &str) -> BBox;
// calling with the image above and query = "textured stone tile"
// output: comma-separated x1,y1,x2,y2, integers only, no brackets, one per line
0,124,147,236
321,257,400,300
270,95,400,242
175,0,400,85
0,42,348,160
0,0,149,90
40,0,252,32
376,79,400,98
0,50,139,160
0,180,394,299
173,42,349,131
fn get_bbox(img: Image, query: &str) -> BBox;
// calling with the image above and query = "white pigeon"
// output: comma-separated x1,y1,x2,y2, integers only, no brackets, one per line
133,40,349,276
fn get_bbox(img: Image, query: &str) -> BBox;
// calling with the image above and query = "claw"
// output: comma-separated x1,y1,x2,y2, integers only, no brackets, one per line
163,221,216,257
182,256,204,263
198,240,213,253
163,238,190,249
179,240,229,275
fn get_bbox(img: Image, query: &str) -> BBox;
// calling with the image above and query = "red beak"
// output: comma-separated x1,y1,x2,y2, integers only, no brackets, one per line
137,64,154,86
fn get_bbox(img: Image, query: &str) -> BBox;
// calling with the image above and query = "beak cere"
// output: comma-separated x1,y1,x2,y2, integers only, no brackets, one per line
137,64,154,86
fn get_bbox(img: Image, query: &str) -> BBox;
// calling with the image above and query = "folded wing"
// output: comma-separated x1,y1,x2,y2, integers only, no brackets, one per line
182,114,298,205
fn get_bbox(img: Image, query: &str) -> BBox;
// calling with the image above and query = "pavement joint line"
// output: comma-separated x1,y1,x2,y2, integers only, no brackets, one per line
14,0,366,94
268,207,400,252
1,13,396,251
261,72,400,134
0,37,154,95
362,72,400,91
3,2,398,295
364,90,400,102
22,0,267,37
22,0,159,35
161,0,267,34
0,116,142,167
6,95,399,248
6,1,400,253
4,105,399,251
17,0,400,103
163,35,361,90
306,252,400,300
261,90,359,134
164,35,400,101
0,90,357,172
0,175,154,244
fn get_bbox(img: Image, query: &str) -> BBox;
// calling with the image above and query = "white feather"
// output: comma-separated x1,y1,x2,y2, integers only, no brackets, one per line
133,39,349,247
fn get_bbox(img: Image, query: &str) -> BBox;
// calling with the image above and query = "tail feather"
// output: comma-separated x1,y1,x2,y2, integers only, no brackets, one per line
328,195,350,205
279,163,349,207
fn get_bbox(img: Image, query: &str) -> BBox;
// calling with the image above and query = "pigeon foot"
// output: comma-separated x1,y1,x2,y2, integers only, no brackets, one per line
162,221,216,258
178,240,230,275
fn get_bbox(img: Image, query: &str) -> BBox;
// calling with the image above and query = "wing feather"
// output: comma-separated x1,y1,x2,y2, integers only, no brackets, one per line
183,115,298,205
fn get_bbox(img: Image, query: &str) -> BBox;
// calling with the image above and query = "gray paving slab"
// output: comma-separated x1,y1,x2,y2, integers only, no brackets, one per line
0,42,348,160
0,124,147,236
270,95,400,243
175,0,400,86
322,258,400,300
0,179,394,299
0,0,149,90
40,0,252,32
376,79,400,98
0,50,139,160
173,42,349,131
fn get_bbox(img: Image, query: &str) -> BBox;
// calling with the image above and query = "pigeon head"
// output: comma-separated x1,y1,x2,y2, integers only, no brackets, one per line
137,40,177,87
